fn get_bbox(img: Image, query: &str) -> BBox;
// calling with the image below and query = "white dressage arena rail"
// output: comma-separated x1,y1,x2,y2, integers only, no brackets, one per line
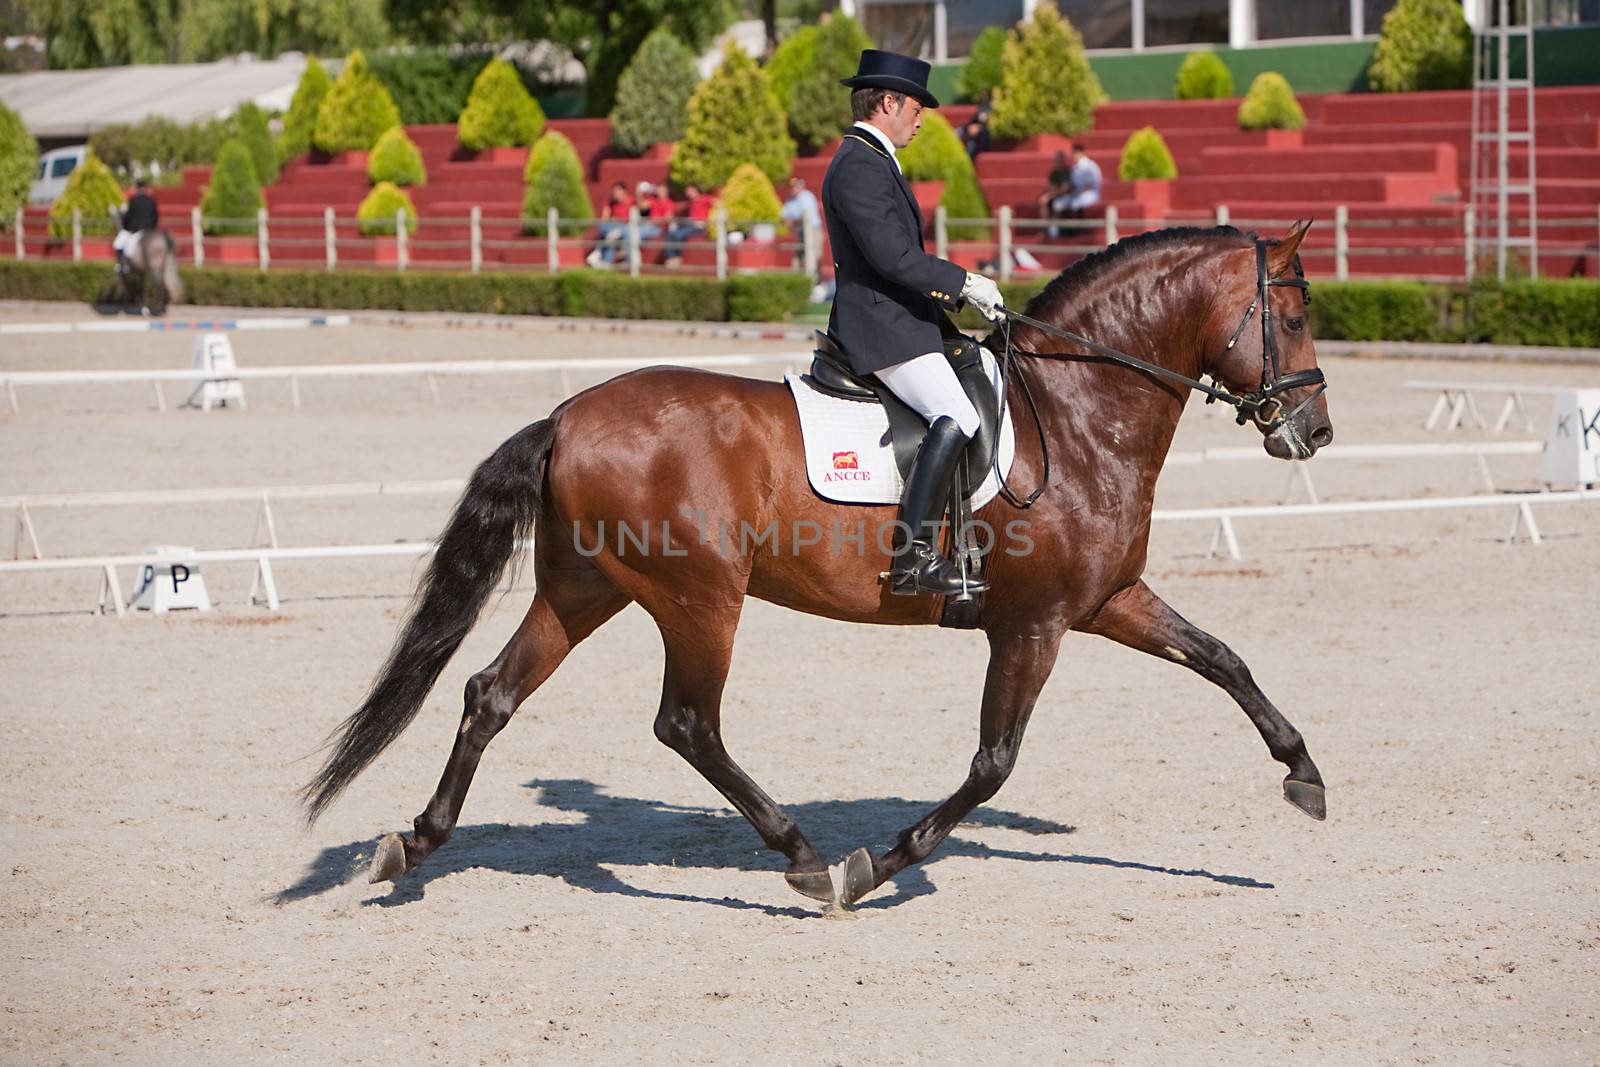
0,314,351,335
1406,379,1588,434
3,491,1595,615
3,441,1554,558
0,352,804,413
1154,489,1598,560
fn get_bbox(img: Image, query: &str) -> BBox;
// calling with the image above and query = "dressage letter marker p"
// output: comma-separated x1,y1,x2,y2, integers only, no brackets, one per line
129,545,213,614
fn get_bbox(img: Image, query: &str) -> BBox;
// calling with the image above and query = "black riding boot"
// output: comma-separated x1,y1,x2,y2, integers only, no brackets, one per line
889,416,989,597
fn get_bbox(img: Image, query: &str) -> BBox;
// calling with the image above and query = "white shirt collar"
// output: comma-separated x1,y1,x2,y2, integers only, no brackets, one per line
851,121,902,173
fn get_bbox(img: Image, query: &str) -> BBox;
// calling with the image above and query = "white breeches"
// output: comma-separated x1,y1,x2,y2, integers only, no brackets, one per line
873,351,981,438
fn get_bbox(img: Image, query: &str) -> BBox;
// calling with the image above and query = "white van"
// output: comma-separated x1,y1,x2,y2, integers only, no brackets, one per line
30,144,87,204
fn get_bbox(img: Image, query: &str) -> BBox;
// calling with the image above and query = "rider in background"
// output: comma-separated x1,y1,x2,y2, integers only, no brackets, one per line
114,179,159,273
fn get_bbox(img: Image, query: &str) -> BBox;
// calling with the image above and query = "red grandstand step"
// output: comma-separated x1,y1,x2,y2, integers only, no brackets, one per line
1194,143,1457,185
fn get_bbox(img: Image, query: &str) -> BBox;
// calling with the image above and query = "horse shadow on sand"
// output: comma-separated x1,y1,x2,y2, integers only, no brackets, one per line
276,778,1273,918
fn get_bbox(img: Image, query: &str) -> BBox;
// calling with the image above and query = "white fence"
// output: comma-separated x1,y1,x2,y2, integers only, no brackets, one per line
0,314,351,336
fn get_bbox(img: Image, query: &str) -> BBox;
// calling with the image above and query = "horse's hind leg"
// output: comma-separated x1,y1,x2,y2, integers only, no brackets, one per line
841,626,1066,905
651,616,835,904
1082,579,1326,820
369,573,629,882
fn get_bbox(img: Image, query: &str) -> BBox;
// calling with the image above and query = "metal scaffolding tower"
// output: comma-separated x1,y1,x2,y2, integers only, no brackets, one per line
1470,0,1538,280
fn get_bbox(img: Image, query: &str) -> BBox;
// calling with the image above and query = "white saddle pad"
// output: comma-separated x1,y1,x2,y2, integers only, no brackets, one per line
785,347,1016,507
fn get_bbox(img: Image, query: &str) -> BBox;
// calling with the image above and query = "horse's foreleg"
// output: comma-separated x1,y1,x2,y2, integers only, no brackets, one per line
652,626,835,904
1083,579,1326,820
370,578,629,882
841,627,1066,906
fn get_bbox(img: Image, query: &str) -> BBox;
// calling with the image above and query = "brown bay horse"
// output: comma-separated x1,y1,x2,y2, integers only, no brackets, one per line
303,223,1334,908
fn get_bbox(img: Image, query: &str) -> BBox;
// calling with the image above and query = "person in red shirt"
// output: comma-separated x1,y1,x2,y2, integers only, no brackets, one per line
663,183,716,266
588,182,634,267
637,181,676,262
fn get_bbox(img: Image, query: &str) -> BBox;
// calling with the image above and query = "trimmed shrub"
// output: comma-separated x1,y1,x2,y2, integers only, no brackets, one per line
1462,278,1600,346
898,110,991,240
458,58,546,151
313,50,402,153
200,140,264,235
1174,49,1234,100
787,15,875,152
522,130,592,235
281,56,333,160
234,103,280,186
357,181,419,235
610,28,699,155
763,26,818,112
1367,0,1473,93
956,26,1007,102
715,163,785,235
672,42,795,190
990,1,1107,141
369,51,488,125
1308,280,1441,341
368,126,426,186
48,150,125,237
0,260,816,322
0,100,37,229
1117,126,1177,180
1237,72,1305,130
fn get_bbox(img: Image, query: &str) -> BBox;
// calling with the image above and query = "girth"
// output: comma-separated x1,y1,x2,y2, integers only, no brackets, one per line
803,331,1001,496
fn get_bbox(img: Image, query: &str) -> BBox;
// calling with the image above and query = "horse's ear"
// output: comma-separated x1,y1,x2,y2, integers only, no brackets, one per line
1269,219,1312,277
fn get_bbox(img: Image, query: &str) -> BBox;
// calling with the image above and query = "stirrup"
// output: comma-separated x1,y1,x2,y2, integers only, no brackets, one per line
889,540,989,598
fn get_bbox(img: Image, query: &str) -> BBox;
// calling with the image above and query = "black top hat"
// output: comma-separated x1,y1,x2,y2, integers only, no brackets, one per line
840,49,940,109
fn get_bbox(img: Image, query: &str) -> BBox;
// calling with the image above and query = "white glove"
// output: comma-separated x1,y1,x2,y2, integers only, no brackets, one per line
962,271,1006,323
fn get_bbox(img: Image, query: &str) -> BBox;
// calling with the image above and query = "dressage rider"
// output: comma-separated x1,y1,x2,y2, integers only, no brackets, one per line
822,49,1007,597
114,179,160,273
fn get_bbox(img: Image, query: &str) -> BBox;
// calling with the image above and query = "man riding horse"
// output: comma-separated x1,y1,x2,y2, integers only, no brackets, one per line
823,49,1008,598
114,179,159,274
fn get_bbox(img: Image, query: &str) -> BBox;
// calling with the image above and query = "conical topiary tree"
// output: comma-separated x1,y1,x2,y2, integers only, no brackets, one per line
1117,126,1178,180
1367,0,1472,92
0,101,37,230
898,110,991,239
1173,49,1234,100
233,102,280,186
200,140,263,235
763,26,817,112
713,162,784,238
609,28,699,155
989,1,1107,141
357,181,419,235
457,58,546,151
368,126,427,186
787,15,874,152
522,130,591,235
47,150,124,237
1237,72,1305,130
671,42,794,190
956,25,1006,101
279,57,332,161
313,50,402,153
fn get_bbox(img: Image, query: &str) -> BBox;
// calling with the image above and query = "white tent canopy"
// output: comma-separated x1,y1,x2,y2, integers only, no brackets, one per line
0,54,309,140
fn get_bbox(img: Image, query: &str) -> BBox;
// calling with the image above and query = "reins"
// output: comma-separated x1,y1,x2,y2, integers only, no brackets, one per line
985,237,1328,509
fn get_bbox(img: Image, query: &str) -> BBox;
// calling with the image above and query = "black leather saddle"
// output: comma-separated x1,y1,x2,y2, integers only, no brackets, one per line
802,330,1000,495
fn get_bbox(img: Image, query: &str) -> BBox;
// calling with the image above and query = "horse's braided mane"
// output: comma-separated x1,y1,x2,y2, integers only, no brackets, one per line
1021,224,1252,321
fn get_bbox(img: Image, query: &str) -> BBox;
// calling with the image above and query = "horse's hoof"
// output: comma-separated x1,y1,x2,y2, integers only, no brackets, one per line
840,848,879,906
1283,778,1327,821
368,832,410,883
784,867,837,904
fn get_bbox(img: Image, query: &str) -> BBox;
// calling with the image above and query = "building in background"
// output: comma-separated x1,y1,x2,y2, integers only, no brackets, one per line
845,0,1600,63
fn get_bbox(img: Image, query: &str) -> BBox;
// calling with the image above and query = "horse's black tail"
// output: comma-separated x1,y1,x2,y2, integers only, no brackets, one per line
301,418,557,823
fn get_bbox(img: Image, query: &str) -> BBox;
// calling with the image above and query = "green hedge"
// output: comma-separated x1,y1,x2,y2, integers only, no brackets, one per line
0,261,816,322
954,277,1600,346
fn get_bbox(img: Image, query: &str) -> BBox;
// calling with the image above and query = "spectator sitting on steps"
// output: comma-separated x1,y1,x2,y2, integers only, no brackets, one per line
1043,143,1102,240
587,182,634,267
663,183,716,268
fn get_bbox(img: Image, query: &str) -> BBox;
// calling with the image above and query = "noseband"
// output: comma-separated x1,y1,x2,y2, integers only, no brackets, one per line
1214,239,1326,434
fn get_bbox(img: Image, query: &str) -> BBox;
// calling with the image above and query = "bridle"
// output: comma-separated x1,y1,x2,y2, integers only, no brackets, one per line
1212,238,1327,433
987,235,1328,508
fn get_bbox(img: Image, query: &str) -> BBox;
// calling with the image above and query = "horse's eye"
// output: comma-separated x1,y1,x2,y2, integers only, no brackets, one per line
1285,317,1305,333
